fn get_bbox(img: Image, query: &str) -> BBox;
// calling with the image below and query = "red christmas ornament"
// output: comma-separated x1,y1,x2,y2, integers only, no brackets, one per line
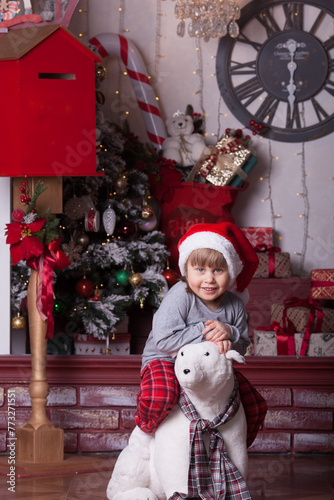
75,276,94,297
162,264,180,288
115,219,137,239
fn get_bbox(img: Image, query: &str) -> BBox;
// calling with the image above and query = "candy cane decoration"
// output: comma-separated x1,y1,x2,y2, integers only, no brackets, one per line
0,1,20,21
89,33,167,150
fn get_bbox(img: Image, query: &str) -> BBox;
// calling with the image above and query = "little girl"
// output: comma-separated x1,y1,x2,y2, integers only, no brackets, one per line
135,222,266,446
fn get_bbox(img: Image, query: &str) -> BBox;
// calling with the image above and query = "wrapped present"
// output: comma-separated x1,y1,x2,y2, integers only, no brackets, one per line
254,322,296,355
254,328,334,356
310,269,334,300
240,227,273,248
271,297,334,355
253,245,291,278
188,133,255,186
73,333,130,355
294,332,334,356
228,155,257,187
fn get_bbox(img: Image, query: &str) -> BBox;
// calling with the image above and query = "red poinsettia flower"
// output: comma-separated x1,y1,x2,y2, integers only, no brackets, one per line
5,217,46,266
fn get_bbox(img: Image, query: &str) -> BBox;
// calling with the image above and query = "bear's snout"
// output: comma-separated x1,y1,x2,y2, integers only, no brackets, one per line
183,369,190,375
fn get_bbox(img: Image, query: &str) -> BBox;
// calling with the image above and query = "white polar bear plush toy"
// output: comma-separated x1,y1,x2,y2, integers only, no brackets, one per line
162,112,207,167
106,341,249,500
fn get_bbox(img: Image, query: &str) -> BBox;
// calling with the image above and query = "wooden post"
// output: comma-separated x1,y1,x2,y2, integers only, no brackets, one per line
16,269,64,463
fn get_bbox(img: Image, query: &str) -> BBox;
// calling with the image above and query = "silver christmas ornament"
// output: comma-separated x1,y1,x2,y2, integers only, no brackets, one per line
103,205,116,235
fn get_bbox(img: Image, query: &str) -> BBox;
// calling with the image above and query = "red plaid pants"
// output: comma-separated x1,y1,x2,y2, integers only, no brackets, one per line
135,359,267,446
135,359,180,433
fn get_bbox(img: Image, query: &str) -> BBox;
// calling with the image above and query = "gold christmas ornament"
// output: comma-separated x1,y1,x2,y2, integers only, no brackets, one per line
129,272,143,287
12,312,26,330
141,203,154,220
115,175,128,191
95,64,107,80
74,231,90,247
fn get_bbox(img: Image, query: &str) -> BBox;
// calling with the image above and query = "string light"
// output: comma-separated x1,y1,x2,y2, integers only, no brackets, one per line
194,38,206,130
266,140,277,232
155,0,163,76
75,0,89,43
116,0,128,124
296,142,310,275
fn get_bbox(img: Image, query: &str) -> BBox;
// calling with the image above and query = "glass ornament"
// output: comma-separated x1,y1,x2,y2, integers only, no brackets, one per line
129,272,143,287
229,20,239,38
12,312,26,330
103,205,116,235
115,219,138,239
138,214,158,233
115,269,131,286
75,276,94,298
53,299,66,314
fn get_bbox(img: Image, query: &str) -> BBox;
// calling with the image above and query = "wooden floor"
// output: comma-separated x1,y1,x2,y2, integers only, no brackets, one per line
0,453,333,499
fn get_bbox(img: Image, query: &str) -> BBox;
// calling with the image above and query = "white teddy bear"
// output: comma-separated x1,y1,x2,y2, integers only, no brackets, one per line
106,341,249,500
162,112,207,167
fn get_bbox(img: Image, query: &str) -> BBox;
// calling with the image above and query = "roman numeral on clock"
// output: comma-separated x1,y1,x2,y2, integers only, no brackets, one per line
230,60,257,76
234,77,264,106
283,3,304,30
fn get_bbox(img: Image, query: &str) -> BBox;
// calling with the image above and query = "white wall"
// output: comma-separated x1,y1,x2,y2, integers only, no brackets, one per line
0,178,11,354
70,0,334,275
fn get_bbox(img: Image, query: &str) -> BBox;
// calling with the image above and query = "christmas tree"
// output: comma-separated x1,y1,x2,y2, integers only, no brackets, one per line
11,66,170,352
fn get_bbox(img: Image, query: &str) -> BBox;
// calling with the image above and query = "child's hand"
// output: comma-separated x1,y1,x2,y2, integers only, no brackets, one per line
202,320,232,354
215,339,232,354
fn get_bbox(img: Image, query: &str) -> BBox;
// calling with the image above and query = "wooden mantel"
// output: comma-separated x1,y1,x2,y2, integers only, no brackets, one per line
1,355,333,386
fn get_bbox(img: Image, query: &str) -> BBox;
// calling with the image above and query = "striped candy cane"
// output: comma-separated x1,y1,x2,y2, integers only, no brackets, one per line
89,33,167,150
2,1,19,20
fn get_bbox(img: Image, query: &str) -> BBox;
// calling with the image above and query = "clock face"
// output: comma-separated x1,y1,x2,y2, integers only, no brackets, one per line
216,0,334,142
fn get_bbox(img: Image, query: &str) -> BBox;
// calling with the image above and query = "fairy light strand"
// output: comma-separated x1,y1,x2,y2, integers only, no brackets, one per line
216,95,222,139
77,0,89,42
297,142,310,275
194,38,206,132
117,0,126,123
155,0,162,78
266,140,277,234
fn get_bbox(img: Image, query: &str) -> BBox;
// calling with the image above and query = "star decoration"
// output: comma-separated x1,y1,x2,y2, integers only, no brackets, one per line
62,240,83,262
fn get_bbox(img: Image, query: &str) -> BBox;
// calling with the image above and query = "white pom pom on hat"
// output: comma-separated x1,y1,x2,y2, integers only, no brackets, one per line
177,222,259,293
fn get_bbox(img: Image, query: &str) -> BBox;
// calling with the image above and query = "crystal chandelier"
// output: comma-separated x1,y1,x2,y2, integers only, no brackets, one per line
173,0,240,41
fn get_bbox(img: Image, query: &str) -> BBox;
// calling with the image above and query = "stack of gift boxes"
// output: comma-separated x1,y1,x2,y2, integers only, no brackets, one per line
240,228,334,357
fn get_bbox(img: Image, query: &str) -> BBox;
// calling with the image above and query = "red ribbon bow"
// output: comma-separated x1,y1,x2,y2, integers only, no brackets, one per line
259,321,296,356
282,297,324,356
255,244,281,278
27,238,71,339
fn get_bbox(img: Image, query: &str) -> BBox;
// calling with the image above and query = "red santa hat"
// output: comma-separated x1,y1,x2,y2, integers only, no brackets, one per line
177,222,259,293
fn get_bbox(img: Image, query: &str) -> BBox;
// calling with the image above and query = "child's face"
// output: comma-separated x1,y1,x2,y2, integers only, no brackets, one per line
186,260,230,309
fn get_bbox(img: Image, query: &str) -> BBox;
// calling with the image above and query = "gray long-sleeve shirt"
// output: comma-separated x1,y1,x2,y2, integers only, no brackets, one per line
141,281,250,371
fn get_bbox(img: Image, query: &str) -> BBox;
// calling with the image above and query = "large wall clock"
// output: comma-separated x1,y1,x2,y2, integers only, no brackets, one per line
216,0,334,142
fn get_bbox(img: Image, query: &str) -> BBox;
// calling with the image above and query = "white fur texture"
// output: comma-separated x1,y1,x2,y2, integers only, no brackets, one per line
106,342,248,500
162,114,206,167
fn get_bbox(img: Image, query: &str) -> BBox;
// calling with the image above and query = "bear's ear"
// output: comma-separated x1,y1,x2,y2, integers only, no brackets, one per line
225,350,245,364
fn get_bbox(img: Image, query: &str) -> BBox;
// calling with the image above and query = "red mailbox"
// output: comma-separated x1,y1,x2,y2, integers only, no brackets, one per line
0,25,101,177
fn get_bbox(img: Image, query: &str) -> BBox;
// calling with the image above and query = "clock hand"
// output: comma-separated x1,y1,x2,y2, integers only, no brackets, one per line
284,39,299,118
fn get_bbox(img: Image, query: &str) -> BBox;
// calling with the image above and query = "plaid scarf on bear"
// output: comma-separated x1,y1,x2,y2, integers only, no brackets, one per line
169,380,252,500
